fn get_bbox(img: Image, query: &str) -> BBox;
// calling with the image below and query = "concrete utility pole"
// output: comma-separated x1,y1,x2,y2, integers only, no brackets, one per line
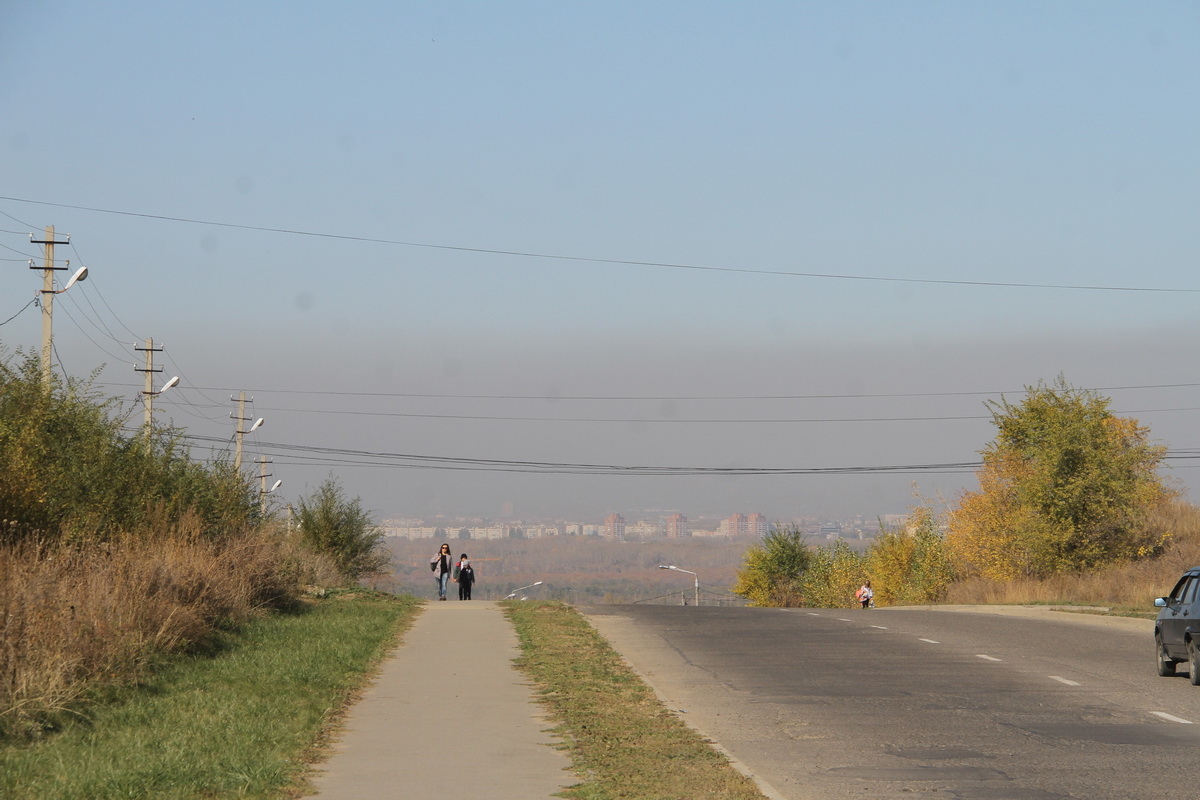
30,225,71,386
135,338,164,427
256,455,279,515
231,392,263,470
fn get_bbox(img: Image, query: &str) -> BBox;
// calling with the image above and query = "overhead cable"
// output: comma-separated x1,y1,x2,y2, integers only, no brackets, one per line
2,195,1195,294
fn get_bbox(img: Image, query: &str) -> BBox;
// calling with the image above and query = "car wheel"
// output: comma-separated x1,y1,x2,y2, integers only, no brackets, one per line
1157,633,1177,677
1189,639,1200,686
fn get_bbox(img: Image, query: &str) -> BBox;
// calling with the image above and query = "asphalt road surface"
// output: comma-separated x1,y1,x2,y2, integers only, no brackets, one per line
580,605,1197,800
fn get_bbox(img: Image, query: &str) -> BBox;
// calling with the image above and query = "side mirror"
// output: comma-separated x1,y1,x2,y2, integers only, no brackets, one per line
1155,597,1169,608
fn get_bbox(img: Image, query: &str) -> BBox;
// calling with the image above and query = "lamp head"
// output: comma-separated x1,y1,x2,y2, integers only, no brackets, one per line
59,266,89,293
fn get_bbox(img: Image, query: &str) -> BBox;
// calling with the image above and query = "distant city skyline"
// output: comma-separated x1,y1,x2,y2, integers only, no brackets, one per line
381,508,881,541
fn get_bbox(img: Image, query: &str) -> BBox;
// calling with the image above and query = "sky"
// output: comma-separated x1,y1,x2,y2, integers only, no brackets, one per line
2,2,1198,524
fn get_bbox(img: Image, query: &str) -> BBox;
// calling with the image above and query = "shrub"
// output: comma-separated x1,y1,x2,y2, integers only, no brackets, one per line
866,505,955,605
732,524,811,606
0,351,258,545
295,477,390,583
800,540,865,608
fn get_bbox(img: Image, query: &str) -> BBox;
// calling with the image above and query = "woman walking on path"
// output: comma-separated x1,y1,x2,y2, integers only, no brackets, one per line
430,543,453,601
454,554,476,600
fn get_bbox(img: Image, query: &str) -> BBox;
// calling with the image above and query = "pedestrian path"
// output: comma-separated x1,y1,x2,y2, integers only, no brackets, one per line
306,601,573,799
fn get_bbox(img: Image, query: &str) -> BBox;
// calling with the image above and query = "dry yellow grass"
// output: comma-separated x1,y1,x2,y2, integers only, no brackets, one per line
0,524,340,738
943,501,1200,611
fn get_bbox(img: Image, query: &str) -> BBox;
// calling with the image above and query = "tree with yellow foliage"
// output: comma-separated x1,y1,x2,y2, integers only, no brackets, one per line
867,505,955,605
947,376,1174,579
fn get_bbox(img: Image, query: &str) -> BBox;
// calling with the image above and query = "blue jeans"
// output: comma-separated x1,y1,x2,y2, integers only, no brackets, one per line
437,572,450,598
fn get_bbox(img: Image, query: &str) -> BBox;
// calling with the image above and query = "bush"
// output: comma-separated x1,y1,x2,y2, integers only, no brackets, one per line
0,351,257,545
295,477,390,583
800,540,865,608
732,524,811,606
866,505,955,605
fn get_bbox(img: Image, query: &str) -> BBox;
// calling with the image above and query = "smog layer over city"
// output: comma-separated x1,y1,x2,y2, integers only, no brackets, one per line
3,3,1198,548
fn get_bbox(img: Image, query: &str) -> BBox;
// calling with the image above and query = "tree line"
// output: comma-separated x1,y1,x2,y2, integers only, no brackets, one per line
735,377,1181,607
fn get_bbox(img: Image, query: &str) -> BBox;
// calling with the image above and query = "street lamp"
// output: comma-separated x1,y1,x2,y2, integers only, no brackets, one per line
504,581,544,600
142,374,179,428
260,477,282,515
58,266,89,293
658,565,700,607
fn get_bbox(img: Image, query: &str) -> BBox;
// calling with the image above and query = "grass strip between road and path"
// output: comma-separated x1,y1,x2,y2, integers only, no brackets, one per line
505,600,766,800
0,590,420,800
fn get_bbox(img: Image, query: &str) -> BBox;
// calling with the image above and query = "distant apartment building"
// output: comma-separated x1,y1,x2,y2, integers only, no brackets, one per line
389,526,442,540
469,525,508,540
819,522,843,539
602,513,626,540
522,524,563,539
720,513,747,538
717,512,767,538
666,513,689,539
625,520,661,539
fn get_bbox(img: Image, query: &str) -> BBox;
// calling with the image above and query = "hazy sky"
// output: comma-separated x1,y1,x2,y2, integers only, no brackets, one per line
2,2,1198,523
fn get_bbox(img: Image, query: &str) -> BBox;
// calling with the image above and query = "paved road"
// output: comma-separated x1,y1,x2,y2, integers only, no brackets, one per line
581,605,1199,800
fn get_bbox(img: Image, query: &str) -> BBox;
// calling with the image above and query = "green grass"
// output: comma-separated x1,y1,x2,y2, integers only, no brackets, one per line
505,601,765,800
0,590,420,799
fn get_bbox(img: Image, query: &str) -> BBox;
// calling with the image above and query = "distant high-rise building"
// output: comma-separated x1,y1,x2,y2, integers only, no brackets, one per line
666,513,689,539
602,513,626,540
747,512,769,538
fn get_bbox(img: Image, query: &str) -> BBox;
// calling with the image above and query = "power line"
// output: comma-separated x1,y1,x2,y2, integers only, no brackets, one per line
0,207,38,229
3,195,1197,294
230,405,995,424
0,298,36,326
87,380,1200,403
169,431,983,476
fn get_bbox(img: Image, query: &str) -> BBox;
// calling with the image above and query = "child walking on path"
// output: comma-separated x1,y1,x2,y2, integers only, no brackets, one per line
454,554,477,600
855,581,874,608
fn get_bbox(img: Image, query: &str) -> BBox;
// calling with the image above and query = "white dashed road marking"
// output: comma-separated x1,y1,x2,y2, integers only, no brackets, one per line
1151,712,1194,724
919,638,940,644
870,625,888,630
1048,676,1080,686
976,654,1002,662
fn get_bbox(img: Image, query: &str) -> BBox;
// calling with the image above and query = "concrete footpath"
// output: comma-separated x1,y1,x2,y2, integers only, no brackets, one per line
305,601,573,799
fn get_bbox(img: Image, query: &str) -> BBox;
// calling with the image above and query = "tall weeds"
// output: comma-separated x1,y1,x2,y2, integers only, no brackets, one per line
0,527,339,739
